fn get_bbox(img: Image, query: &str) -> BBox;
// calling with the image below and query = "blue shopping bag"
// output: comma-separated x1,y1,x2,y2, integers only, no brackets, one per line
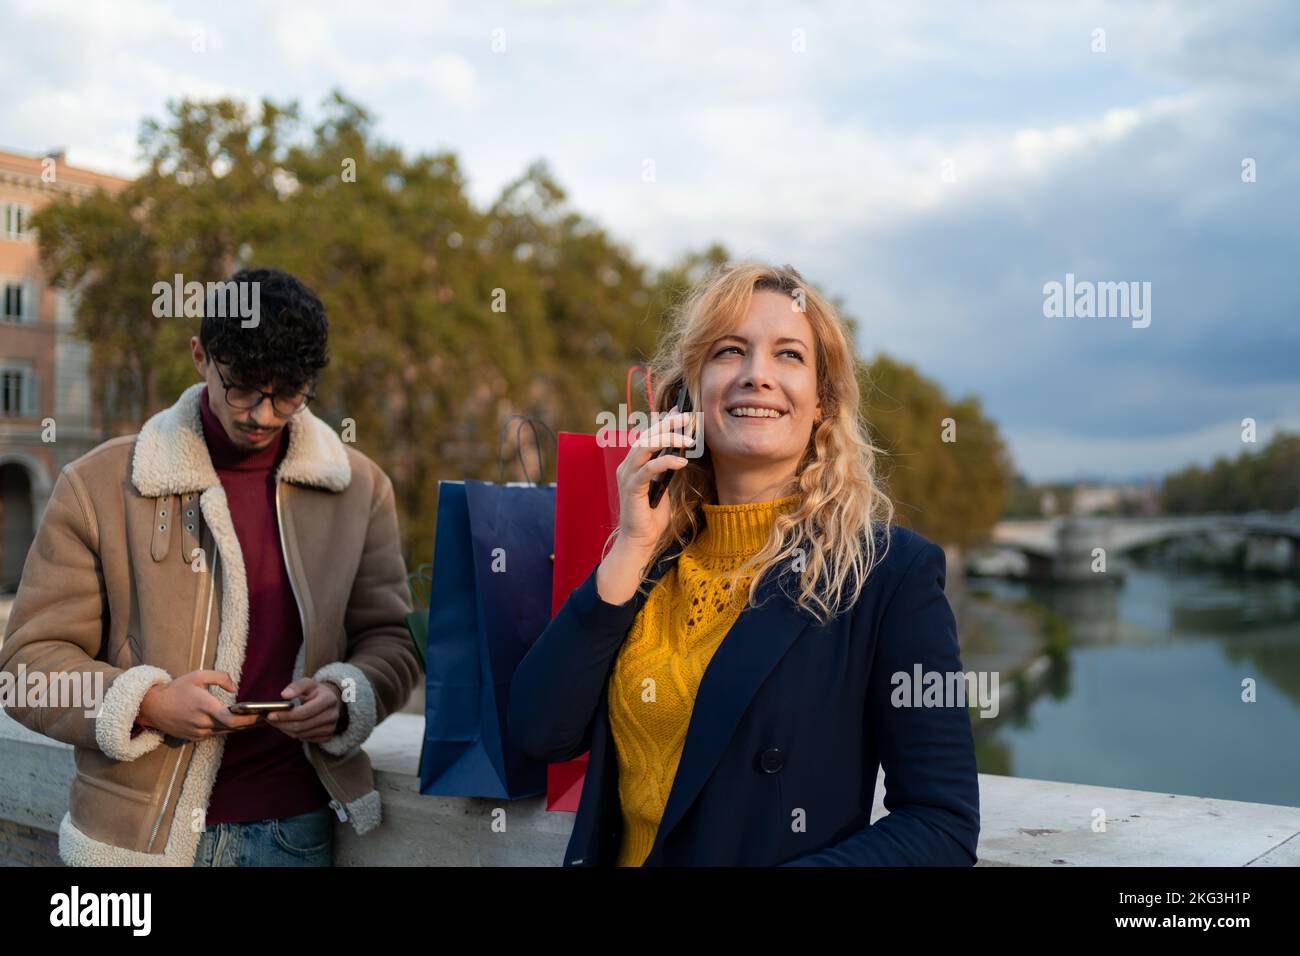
419,478,556,799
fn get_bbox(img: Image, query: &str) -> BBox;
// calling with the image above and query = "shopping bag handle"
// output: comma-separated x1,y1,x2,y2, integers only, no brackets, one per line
627,365,656,411
408,562,433,609
498,416,558,485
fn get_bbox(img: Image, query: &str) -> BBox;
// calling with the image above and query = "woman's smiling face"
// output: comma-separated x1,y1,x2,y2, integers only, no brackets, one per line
699,289,821,483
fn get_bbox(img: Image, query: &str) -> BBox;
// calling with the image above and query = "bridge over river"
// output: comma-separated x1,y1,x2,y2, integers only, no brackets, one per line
988,514,1300,582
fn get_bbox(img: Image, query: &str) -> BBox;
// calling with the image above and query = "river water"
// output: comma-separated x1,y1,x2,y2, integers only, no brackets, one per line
973,567,1300,808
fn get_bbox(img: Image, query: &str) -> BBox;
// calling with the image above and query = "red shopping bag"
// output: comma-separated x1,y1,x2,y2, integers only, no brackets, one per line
546,366,654,811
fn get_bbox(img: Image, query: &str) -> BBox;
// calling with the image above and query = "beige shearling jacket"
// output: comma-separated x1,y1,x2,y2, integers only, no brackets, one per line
0,382,422,865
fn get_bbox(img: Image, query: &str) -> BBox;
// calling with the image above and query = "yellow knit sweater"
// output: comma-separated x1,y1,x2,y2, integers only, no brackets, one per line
608,493,801,866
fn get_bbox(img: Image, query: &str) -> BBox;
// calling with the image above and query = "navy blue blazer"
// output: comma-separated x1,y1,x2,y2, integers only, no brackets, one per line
508,523,980,866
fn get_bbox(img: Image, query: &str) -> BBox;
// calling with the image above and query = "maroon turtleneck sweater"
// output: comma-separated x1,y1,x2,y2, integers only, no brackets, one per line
198,386,331,824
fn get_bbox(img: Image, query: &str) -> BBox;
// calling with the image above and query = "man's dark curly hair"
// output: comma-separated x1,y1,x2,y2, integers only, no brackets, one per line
199,267,329,391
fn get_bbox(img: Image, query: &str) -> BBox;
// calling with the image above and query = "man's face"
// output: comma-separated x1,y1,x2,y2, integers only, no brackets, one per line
190,337,305,452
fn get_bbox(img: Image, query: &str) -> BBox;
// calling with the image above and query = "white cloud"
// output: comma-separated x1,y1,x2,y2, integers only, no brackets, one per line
1,0,1294,484
272,8,332,64
1010,408,1300,482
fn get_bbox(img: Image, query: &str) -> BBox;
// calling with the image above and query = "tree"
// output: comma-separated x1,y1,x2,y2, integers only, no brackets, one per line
860,354,1012,548
33,91,1017,563
1160,431,1300,515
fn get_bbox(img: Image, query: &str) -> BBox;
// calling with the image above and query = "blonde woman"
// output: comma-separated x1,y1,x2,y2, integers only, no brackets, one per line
509,262,980,866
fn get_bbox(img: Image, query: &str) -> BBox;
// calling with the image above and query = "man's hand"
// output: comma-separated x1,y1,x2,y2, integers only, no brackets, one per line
267,678,343,744
137,670,263,741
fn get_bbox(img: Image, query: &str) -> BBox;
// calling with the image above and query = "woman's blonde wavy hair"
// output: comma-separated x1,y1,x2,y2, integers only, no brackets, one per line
622,261,896,625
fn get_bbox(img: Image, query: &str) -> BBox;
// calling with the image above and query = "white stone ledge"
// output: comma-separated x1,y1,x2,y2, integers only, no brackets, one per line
3,711,1297,866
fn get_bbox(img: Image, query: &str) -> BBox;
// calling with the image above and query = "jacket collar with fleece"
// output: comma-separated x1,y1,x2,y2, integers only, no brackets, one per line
131,381,351,497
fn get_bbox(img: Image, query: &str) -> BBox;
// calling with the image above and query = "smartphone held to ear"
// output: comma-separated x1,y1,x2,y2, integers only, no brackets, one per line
647,379,697,509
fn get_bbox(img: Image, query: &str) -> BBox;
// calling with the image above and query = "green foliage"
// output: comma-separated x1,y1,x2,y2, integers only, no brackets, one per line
32,91,1013,564
1160,430,1300,514
860,353,1012,547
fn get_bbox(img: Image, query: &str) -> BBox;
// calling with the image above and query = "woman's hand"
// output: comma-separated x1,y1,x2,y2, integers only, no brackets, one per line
617,409,696,547
597,410,695,605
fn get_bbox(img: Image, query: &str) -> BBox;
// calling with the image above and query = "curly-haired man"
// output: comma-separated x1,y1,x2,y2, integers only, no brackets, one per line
0,268,422,866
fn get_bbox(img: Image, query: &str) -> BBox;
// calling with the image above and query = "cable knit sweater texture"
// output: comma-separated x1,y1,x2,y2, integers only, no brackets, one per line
608,493,801,866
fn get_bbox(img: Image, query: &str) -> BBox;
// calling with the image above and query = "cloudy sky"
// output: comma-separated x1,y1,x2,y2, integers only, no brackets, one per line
3,0,1297,483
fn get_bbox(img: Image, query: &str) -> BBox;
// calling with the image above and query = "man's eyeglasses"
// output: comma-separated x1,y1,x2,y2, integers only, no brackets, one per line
214,366,315,417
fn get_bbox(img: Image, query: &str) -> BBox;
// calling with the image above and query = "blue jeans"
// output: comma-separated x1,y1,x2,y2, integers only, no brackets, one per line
194,806,334,867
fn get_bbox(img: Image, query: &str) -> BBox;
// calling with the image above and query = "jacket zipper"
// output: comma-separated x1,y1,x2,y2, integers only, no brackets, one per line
275,481,349,823
147,547,218,851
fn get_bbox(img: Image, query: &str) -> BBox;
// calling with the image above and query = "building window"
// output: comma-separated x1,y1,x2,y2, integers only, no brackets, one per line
0,366,38,417
1,279,37,322
3,203,33,239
